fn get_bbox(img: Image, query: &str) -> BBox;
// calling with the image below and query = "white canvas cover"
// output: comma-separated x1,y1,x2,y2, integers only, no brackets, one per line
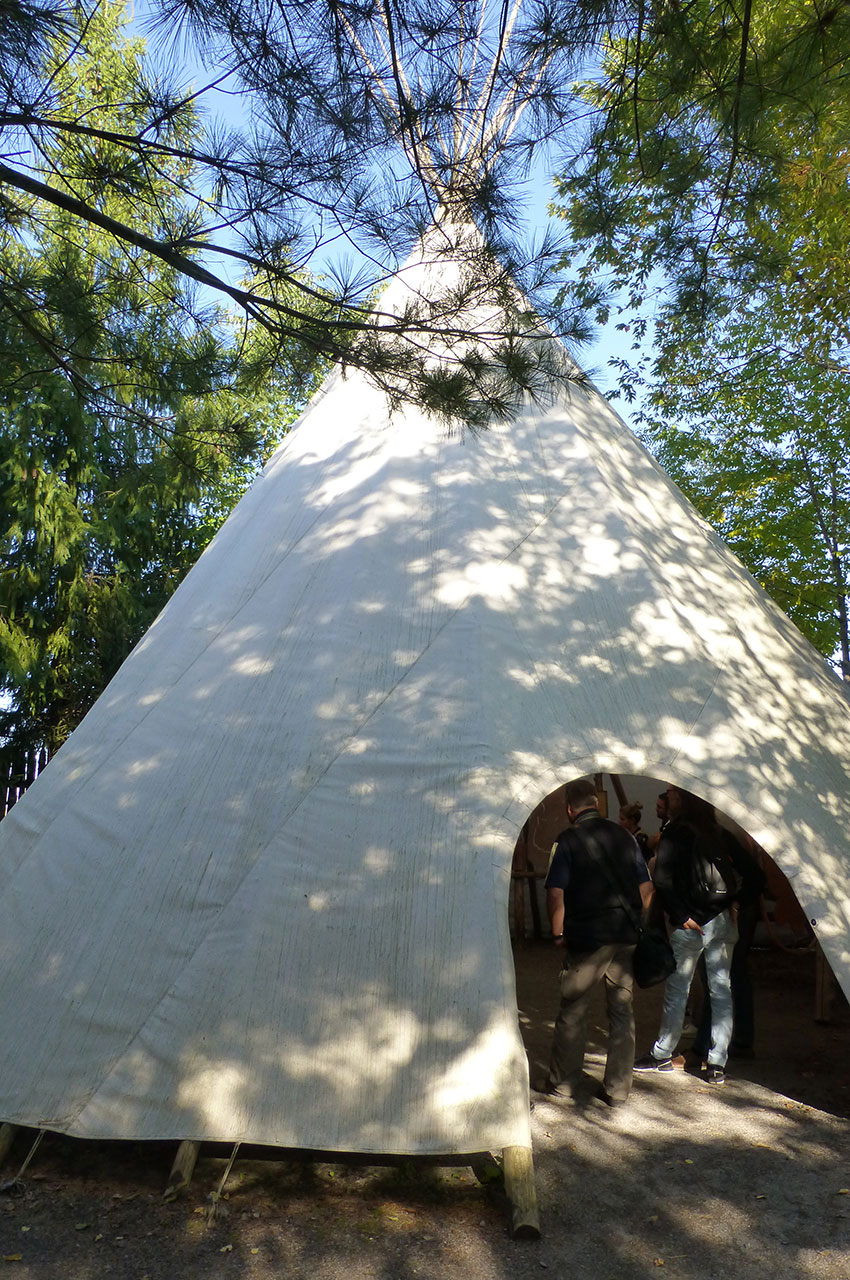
1,230,850,1155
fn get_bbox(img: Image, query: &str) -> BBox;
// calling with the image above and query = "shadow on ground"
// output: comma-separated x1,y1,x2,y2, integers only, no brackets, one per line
0,941,848,1280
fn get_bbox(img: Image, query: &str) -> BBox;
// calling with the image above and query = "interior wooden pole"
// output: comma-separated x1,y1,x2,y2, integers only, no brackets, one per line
469,1152,502,1185
609,773,628,807
815,941,836,1023
164,1140,201,1200
526,867,542,938
512,870,526,942
502,1144,540,1239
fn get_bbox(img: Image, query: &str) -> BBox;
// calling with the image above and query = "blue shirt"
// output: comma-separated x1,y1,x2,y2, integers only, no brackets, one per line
546,822,651,892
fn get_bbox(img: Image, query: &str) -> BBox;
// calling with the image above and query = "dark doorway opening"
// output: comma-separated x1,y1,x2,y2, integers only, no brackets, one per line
511,772,850,1119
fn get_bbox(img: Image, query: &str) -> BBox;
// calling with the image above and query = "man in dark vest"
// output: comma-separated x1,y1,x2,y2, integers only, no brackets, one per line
534,776,652,1107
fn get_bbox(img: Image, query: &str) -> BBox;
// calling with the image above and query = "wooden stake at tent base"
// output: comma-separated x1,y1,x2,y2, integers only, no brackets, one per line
164,1140,201,1200
502,1145,540,1239
0,1124,20,1167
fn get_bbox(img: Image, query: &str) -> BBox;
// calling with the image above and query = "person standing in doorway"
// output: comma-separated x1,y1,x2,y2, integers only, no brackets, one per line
646,790,671,861
692,832,766,1062
619,801,651,864
535,776,653,1107
635,786,742,1084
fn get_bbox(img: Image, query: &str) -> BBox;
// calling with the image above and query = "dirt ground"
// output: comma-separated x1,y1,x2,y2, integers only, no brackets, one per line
1,941,848,1279
517,940,850,1121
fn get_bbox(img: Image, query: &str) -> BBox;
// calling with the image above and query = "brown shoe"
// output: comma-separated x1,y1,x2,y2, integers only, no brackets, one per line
596,1085,627,1108
530,1077,578,1102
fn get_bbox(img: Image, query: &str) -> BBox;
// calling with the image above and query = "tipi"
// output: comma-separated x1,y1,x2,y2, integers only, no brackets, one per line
2,2,850,1235
3,217,850,1167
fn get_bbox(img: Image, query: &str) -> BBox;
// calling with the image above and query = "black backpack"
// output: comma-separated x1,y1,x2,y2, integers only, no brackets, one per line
687,829,744,913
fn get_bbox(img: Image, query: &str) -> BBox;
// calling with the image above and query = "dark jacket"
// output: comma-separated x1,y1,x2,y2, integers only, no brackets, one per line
653,820,761,928
545,811,645,951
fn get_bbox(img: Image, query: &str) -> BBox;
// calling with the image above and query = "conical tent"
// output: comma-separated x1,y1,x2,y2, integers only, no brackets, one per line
1,230,850,1162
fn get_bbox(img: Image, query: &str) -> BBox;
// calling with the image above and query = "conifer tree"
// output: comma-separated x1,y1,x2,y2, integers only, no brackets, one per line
0,5,322,775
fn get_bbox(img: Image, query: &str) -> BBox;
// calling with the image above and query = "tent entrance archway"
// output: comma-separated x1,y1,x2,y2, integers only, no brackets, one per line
510,772,815,956
509,773,850,1117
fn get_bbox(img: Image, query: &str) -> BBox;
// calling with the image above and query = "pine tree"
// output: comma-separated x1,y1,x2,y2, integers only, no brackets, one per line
0,5,323,776
1,0,605,426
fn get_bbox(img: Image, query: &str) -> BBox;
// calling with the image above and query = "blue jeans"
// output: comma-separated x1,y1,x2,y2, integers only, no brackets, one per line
694,901,758,1057
652,911,738,1068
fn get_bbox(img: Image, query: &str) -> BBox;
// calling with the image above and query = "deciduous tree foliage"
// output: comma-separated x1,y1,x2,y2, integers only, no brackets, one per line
550,0,850,671
639,297,850,678
553,0,850,327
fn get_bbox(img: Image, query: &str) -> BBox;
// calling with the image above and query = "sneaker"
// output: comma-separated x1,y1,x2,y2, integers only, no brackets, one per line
705,1066,726,1085
634,1053,674,1072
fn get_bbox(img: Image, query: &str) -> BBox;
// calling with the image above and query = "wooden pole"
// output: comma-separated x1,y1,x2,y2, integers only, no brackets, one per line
510,826,526,942
526,867,542,939
511,859,527,942
502,1144,540,1239
609,773,628,807
469,1152,503,1185
815,941,836,1023
164,1140,201,1200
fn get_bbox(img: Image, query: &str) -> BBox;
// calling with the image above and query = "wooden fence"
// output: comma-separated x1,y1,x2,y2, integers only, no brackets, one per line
1,747,49,820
